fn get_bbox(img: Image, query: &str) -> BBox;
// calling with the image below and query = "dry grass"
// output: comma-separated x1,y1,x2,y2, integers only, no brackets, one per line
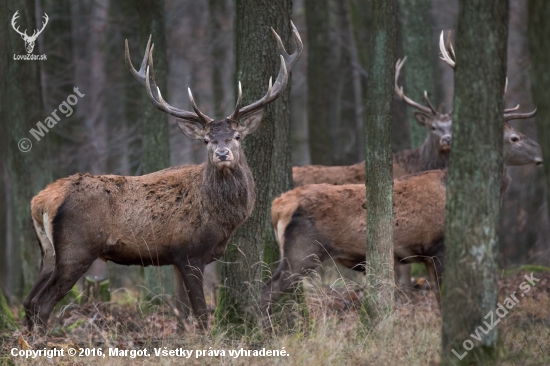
2,269,549,365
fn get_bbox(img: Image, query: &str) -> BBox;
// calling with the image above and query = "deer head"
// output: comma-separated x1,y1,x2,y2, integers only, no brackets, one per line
394,57,452,152
11,11,48,54
125,23,303,171
439,30,542,167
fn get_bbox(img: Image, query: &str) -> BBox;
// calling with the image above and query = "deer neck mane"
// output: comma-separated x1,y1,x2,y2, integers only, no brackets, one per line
200,156,256,226
418,135,450,171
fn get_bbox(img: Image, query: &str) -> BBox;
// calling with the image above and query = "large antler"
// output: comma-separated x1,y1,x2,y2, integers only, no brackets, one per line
11,11,28,39
11,11,49,40
126,22,303,125
439,30,536,122
394,57,438,115
125,36,211,125
29,13,48,40
439,31,456,69
228,21,304,121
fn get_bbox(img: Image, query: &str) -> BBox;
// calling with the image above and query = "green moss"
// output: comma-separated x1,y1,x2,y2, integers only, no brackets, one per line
0,289,15,329
67,318,86,331
411,263,427,277
504,265,550,276
56,285,82,309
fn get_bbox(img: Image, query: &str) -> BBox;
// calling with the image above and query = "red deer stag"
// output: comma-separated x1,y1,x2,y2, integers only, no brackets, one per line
24,23,303,331
262,114,541,317
292,57,452,186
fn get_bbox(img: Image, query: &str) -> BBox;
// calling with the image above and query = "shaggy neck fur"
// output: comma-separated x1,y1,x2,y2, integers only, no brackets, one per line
200,153,255,230
419,135,450,171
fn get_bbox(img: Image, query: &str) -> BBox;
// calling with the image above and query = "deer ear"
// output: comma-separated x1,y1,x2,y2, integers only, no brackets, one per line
235,109,264,136
177,120,206,140
414,112,432,126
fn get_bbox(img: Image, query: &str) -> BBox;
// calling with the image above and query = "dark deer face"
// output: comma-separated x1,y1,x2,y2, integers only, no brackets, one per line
503,123,543,166
177,116,262,170
414,112,452,152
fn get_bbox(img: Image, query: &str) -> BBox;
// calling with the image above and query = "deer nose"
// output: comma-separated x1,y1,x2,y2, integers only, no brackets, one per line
216,148,230,161
441,135,452,145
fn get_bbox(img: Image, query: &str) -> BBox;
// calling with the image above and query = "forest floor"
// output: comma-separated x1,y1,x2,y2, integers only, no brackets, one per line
1,267,549,365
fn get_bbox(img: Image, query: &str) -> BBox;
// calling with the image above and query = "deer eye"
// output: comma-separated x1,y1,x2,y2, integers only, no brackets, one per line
235,134,241,141
203,138,209,145
510,135,519,142
431,126,436,131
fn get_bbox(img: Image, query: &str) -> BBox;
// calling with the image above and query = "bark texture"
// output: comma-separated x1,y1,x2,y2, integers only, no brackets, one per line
441,2,508,364
305,0,333,165
360,0,397,327
528,0,550,225
214,0,292,336
134,0,173,298
399,0,436,148
2,0,46,297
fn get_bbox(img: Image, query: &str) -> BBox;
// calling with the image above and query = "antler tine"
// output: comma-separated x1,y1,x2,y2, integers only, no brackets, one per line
424,91,438,114
504,104,519,113
142,43,209,125
230,22,303,120
439,31,456,69
229,81,243,121
504,108,537,122
11,11,28,38
32,13,48,39
188,88,214,124
394,57,433,115
446,31,455,61
125,35,152,87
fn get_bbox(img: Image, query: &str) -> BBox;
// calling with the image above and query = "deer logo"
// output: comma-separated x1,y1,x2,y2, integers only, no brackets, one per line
11,11,49,54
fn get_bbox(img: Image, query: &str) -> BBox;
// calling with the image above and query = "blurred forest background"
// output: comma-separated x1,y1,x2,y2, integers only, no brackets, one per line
0,0,547,304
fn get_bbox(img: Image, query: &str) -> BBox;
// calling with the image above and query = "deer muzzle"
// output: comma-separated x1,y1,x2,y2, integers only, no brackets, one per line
439,135,452,151
214,148,234,166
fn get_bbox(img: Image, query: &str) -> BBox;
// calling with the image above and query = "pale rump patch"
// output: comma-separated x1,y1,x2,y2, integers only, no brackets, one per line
43,212,54,246
33,218,56,273
276,220,286,258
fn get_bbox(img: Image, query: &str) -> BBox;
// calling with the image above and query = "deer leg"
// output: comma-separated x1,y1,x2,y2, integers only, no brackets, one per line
24,222,58,329
394,262,412,300
173,265,192,322
425,256,444,308
29,245,98,331
261,245,324,317
175,259,208,330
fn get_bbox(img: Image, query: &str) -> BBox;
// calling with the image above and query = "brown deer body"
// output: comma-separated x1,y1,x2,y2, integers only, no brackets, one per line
24,24,303,330
262,122,542,314
293,57,452,187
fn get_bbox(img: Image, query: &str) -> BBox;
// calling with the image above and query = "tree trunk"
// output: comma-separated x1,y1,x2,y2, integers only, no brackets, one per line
134,0,174,300
305,0,333,165
214,0,292,336
2,0,46,298
209,0,228,118
398,0,436,148
528,0,550,227
334,0,363,166
441,2,508,364
360,0,396,327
